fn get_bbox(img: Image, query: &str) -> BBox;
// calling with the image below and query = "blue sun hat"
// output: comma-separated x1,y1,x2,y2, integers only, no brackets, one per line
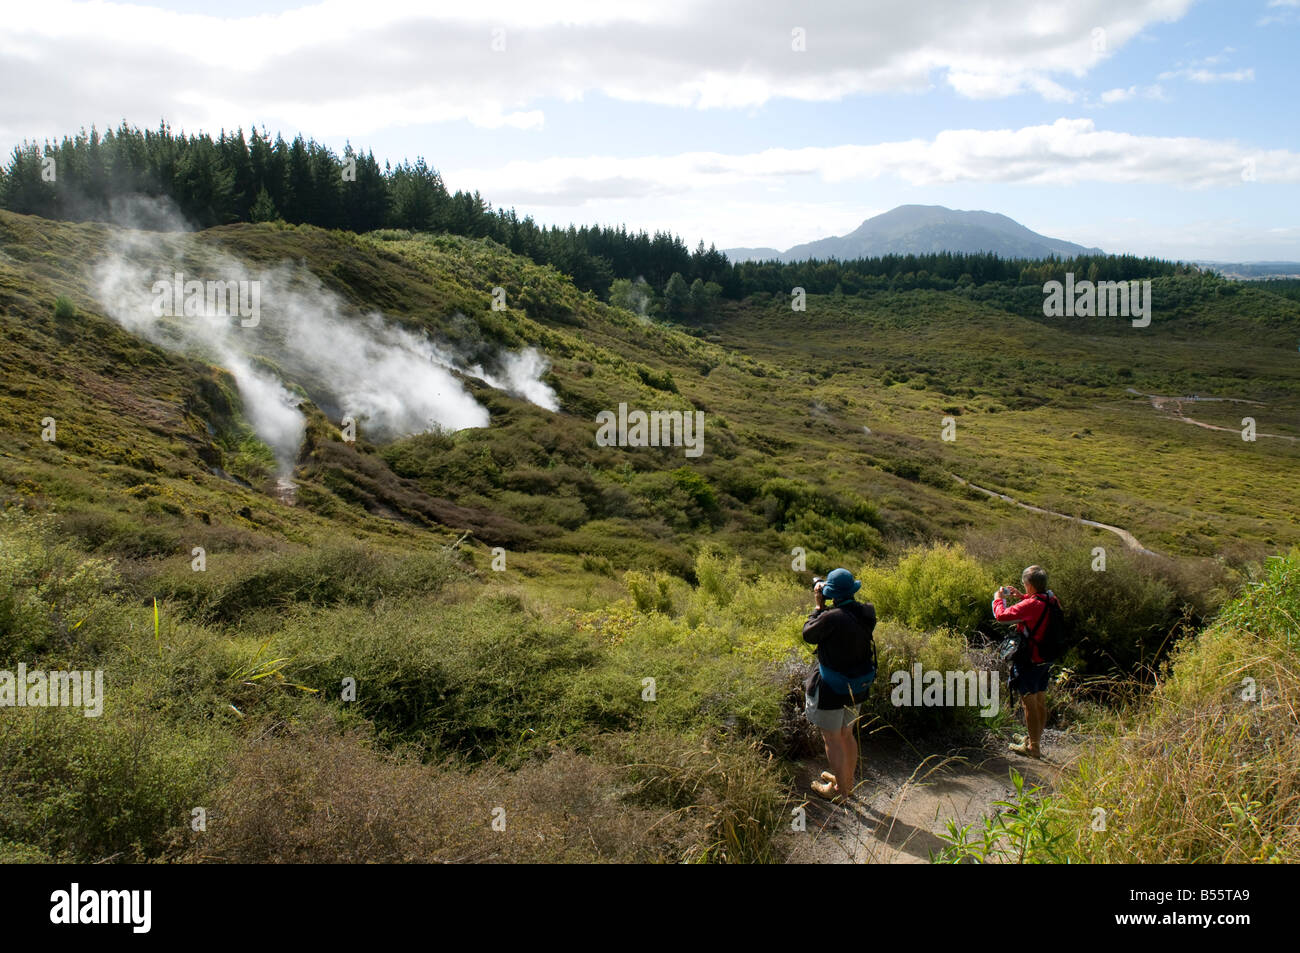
822,568,861,603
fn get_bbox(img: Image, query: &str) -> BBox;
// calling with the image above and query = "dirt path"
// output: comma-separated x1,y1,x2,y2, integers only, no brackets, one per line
781,731,1074,864
949,473,1160,557
1126,388,1297,443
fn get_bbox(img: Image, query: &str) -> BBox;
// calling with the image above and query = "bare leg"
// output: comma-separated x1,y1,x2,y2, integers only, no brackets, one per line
820,729,855,800
1025,692,1046,755
823,730,842,788
838,723,858,795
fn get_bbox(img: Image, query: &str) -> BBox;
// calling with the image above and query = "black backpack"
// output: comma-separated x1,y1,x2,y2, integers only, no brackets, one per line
1026,592,1069,663
844,602,878,676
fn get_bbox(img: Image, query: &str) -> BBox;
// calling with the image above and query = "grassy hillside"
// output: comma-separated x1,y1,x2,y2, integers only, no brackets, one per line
1,209,1297,862
714,284,1300,557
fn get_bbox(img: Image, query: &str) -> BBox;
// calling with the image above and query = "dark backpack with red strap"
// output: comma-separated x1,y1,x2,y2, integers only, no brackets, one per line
1026,592,1069,663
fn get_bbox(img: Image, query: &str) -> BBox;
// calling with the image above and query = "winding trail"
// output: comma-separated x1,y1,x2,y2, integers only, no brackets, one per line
949,473,1161,557
1126,388,1297,443
944,386,1298,557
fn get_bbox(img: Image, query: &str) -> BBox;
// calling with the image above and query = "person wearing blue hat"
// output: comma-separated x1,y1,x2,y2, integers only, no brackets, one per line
802,568,877,802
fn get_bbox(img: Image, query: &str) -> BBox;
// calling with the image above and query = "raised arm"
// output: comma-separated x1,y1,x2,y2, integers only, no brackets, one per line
802,608,832,645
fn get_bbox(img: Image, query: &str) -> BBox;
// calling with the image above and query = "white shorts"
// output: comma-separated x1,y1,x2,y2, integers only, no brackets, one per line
805,686,859,732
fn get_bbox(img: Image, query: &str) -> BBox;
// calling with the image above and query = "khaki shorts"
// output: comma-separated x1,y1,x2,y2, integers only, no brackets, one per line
805,686,859,732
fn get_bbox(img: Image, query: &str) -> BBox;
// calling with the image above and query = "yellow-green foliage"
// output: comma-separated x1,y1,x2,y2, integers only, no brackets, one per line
624,569,678,615
863,621,991,737
0,510,121,657
859,543,996,634
606,550,993,740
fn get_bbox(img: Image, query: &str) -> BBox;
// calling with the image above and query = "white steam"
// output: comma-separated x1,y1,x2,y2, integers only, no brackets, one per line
93,222,558,476
468,348,560,412
224,356,306,470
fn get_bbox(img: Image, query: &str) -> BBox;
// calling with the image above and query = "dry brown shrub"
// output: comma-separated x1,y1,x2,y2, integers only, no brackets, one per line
177,717,707,863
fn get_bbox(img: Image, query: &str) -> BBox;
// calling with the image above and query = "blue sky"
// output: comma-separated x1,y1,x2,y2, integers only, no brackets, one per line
2,0,1297,259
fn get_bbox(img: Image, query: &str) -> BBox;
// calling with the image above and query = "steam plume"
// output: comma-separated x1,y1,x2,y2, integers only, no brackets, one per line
93,209,558,475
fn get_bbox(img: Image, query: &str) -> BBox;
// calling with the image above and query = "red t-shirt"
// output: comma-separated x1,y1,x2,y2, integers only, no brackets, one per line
993,592,1057,664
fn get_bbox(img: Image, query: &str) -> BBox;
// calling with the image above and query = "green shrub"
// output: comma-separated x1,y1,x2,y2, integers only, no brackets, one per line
625,470,721,530
693,549,745,607
859,621,993,739
553,519,693,575
859,543,995,634
0,510,122,658
786,510,885,567
634,364,678,393
494,489,587,529
0,704,231,862
624,569,676,614
154,542,462,626
274,596,602,759
57,507,181,558
580,553,615,576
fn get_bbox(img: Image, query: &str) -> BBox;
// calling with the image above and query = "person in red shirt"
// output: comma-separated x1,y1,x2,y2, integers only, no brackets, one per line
992,564,1059,759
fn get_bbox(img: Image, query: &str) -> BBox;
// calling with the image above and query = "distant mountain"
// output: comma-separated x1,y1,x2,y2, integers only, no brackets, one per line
725,205,1103,263
722,246,784,262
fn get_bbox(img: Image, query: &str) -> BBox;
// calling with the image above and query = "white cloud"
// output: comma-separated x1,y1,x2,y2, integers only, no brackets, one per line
0,0,1195,147
1070,215,1300,261
947,71,1079,103
1096,83,1165,104
1258,1,1299,24
447,118,1300,209
1158,67,1255,82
